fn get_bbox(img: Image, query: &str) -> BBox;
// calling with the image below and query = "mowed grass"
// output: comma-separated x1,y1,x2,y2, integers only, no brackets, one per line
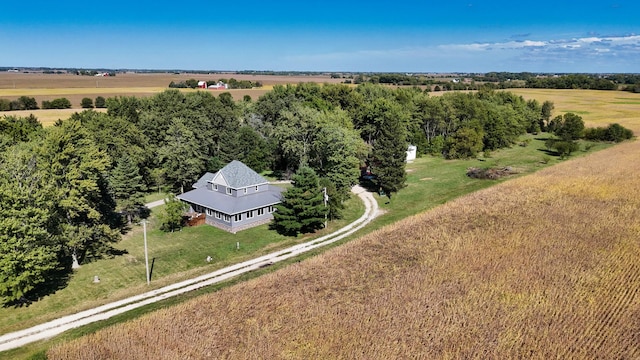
0,193,363,338
47,125,640,359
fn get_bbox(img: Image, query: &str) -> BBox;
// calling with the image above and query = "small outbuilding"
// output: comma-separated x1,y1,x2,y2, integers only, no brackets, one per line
406,145,417,163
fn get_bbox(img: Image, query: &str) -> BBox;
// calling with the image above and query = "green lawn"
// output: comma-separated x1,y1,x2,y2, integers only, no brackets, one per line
369,133,612,230
0,194,363,337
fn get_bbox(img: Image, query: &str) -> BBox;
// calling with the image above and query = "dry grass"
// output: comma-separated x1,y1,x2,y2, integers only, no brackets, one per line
510,89,640,133
48,134,640,357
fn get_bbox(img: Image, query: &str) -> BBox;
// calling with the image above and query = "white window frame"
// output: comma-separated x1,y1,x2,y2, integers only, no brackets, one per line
206,208,213,216
258,208,265,216
223,214,230,222
215,211,221,219
246,210,254,219
234,214,242,222
213,184,218,191
226,187,232,195
255,185,259,191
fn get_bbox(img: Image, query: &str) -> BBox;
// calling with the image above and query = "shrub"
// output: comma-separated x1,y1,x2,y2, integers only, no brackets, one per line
81,97,94,108
584,123,634,142
95,96,106,108
42,98,71,109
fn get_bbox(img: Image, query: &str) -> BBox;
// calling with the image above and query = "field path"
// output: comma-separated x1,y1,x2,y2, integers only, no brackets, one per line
0,185,379,352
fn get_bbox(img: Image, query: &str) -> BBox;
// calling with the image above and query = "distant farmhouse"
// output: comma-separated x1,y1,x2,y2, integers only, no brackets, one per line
177,161,283,233
208,81,228,90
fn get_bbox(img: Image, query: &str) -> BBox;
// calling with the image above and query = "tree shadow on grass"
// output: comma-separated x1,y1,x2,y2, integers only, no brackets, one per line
6,262,72,308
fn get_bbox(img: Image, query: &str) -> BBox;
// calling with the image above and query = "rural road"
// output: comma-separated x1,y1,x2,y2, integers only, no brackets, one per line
0,185,379,352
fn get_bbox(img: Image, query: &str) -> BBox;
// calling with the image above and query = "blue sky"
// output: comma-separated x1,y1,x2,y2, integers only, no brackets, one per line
2,1,639,72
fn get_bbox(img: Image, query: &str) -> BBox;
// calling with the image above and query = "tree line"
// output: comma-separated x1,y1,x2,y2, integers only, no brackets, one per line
0,96,107,111
1,82,634,304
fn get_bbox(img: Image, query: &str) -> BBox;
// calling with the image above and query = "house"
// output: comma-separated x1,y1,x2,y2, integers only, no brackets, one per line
197,81,207,89
208,81,228,90
177,160,283,233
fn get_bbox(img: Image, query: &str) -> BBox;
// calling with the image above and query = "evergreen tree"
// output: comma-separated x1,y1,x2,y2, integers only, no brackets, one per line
272,167,327,236
370,99,408,200
110,154,147,224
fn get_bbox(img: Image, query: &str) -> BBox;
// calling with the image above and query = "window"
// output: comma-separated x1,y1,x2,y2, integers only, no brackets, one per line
269,206,274,213
213,184,218,191
246,210,254,219
255,186,259,191
258,208,265,216
234,214,242,222
206,208,213,216
215,211,221,219
243,188,247,194
223,214,230,222
226,187,232,195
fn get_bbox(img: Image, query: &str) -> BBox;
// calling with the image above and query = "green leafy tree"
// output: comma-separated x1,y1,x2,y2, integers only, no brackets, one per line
158,119,204,193
540,100,554,131
273,103,319,171
272,167,327,236
39,119,120,266
236,125,272,172
110,154,147,224
445,126,485,159
0,144,61,304
552,113,585,141
16,96,39,110
312,119,363,202
159,195,186,232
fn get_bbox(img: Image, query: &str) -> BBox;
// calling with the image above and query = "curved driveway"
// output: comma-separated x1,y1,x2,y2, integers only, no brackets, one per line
0,185,379,352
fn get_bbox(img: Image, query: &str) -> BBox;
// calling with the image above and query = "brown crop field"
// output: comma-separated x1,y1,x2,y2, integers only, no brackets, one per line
48,96,640,358
0,72,343,125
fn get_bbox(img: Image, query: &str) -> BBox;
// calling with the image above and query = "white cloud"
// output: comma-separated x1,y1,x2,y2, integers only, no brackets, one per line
279,34,640,72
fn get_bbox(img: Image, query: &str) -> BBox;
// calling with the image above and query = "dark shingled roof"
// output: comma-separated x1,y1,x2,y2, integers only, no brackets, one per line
177,185,283,215
213,160,268,189
193,172,216,189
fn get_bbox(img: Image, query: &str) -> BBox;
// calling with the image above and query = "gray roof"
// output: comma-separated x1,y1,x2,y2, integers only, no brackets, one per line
212,160,267,189
177,185,283,215
193,172,216,189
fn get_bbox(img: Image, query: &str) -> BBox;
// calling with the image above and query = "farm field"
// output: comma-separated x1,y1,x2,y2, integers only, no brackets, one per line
0,72,340,103
43,90,640,358
0,72,345,124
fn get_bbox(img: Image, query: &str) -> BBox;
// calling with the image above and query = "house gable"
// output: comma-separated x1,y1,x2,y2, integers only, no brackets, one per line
210,160,268,189
211,172,229,187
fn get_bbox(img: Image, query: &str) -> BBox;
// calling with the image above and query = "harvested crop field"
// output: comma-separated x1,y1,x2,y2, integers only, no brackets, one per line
0,72,342,124
49,138,640,356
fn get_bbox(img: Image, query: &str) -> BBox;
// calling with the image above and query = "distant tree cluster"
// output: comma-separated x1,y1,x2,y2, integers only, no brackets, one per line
42,98,72,109
169,78,262,89
526,74,617,90
0,96,39,111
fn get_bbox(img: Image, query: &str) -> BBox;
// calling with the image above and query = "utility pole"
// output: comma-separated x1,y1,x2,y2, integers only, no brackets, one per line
143,220,150,285
323,187,328,228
